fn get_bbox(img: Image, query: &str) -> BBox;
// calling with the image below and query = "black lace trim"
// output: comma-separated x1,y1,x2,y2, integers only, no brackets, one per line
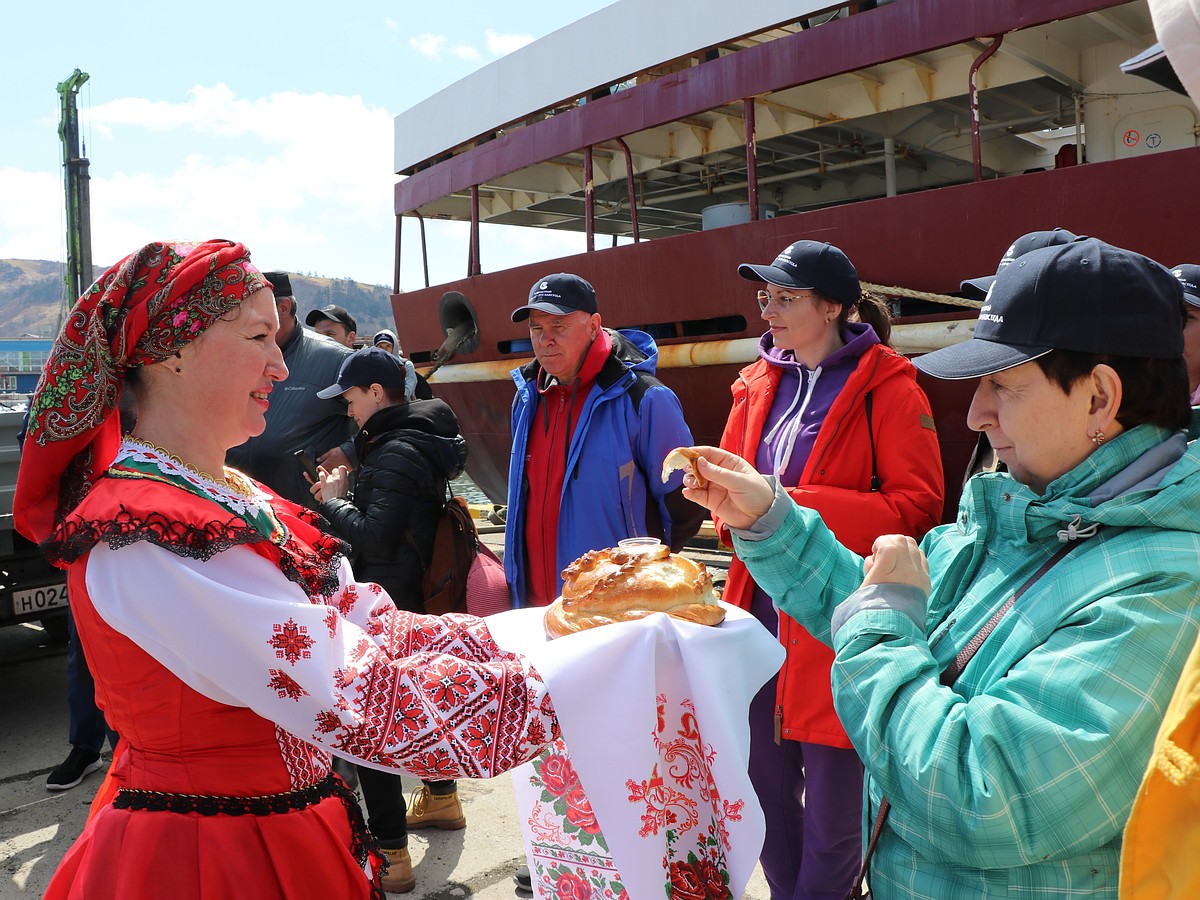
279,538,344,603
44,506,263,567
112,772,386,899
44,505,345,607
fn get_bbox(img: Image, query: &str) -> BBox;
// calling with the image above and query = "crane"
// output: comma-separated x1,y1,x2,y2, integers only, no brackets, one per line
57,69,92,322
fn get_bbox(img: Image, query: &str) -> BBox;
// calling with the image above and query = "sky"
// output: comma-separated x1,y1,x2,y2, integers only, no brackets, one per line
0,0,617,291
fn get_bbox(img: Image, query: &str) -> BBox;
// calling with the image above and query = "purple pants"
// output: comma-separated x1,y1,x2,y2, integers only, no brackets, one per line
747,593,864,900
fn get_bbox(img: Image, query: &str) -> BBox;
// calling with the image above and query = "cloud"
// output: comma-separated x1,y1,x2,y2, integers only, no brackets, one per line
3,72,605,287
0,168,66,261
403,29,531,64
5,87,401,282
485,29,534,56
409,33,447,58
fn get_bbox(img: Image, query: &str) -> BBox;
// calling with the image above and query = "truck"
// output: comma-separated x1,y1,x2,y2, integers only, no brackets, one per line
1,406,68,640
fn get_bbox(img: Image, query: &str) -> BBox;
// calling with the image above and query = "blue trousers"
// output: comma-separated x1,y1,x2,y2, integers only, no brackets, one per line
67,607,118,752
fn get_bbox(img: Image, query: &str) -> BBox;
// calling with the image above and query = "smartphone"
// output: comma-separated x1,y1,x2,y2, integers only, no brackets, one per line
294,450,320,482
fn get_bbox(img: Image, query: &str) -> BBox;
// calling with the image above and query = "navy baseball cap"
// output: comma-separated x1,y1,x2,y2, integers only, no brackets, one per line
915,238,1186,380
317,347,415,398
306,304,358,333
738,241,860,306
1171,264,1200,308
960,228,1080,300
511,273,599,322
263,271,293,298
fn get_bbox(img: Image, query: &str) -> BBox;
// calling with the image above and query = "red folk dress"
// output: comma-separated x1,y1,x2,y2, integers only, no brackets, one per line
44,439,557,900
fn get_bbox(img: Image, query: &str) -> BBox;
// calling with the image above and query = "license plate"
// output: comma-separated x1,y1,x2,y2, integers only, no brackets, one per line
12,583,69,615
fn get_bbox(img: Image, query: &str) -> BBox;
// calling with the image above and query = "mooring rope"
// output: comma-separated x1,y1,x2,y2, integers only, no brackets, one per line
862,282,984,310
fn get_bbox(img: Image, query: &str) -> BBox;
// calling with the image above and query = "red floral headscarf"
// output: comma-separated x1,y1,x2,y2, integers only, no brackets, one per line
14,239,269,545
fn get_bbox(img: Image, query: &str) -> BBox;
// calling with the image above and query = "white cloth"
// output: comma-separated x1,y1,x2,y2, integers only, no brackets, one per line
489,604,784,900
1151,0,1200,98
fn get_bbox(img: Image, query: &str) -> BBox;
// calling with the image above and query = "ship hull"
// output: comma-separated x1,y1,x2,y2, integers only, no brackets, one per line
393,147,1200,518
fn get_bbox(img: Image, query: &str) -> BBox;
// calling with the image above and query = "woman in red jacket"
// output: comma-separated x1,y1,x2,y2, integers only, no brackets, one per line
719,240,944,899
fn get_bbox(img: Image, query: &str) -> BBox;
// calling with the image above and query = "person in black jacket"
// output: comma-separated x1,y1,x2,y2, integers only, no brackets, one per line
311,346,469,893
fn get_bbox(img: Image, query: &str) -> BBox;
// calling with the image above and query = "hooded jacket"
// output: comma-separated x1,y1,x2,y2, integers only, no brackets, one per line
505,328,703,607
734,421,1200,897
719,336,944,746
319,399,467,613
372,328,433,400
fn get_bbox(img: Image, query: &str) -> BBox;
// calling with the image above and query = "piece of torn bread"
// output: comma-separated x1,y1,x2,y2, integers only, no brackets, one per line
661,446,706,488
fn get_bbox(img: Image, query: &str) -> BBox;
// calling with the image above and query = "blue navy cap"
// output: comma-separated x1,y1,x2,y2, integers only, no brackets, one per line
737,241,860,306
263,271,293,298
960,228,1081,300
317,347,416,399
511,273,598,322
1171,264,1200,308
915,238,1186,380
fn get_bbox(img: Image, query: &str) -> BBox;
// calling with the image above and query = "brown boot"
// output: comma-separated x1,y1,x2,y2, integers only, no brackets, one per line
380,846,415,894
406,785,466,830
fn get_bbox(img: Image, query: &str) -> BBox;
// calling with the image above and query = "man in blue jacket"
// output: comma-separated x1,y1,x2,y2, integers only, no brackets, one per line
504,273,704,610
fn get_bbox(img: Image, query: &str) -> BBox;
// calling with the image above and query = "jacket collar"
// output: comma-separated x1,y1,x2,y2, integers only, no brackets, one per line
961,423,1192,543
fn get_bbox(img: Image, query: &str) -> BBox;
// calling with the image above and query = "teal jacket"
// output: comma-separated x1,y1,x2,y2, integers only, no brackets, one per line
734,421,1200,898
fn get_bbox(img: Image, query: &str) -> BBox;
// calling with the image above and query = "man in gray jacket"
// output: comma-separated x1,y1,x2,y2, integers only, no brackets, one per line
226,272,356,507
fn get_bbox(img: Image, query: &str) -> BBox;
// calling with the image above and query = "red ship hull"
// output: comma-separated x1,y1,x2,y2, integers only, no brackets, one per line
393,147,1200,518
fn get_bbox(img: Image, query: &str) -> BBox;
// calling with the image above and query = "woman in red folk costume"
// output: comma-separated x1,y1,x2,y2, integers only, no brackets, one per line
14,240,558,900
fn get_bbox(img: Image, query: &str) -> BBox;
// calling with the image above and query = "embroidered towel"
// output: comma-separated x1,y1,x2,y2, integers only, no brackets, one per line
489,604,784,900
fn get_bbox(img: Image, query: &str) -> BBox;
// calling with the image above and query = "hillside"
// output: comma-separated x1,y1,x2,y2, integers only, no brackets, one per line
0,259,398,340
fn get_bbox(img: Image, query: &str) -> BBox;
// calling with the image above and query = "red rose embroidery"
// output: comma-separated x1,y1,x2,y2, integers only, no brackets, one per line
697,859,730,899
554,870,591,900
540,753,578,797
564,783,600,833
668,861,707,900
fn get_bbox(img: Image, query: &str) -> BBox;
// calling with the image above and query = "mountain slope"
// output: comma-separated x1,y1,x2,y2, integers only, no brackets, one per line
0,259,397,340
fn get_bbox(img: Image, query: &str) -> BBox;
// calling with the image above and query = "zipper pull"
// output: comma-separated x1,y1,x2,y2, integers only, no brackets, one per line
774,705,783,745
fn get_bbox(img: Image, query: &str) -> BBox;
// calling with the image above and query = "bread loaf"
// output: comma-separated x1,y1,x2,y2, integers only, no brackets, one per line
544,542,724,638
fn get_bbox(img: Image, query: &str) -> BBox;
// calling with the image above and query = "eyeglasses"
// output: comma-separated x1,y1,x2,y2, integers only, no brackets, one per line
756,290,809,312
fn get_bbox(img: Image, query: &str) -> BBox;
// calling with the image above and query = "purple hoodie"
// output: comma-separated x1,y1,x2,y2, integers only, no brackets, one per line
753,322,880,486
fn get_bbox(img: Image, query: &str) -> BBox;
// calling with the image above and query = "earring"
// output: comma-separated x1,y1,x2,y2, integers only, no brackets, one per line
1091,430,1105,446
